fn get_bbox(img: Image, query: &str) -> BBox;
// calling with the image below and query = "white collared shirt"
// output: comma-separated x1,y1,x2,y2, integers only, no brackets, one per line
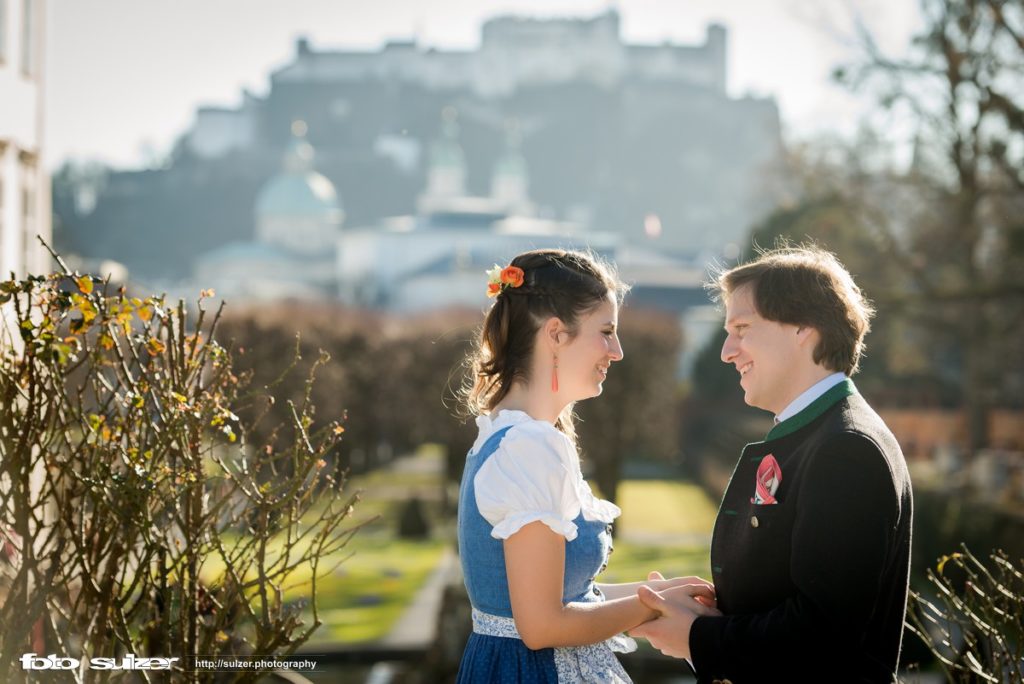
775,372,847,424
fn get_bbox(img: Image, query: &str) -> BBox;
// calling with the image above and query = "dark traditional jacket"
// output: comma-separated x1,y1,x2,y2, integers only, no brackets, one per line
689,380,913,683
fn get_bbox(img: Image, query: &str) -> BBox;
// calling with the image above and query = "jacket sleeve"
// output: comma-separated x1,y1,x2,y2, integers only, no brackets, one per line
689,432,899,680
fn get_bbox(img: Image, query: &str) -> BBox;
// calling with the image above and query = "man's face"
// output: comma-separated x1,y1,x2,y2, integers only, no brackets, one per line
720,284,810,415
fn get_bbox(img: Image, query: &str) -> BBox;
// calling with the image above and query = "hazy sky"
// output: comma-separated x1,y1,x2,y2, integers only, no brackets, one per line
45,0,924,169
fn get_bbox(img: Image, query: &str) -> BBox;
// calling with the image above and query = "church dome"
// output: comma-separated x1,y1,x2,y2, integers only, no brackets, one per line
255,171,342,218
255,126,344,221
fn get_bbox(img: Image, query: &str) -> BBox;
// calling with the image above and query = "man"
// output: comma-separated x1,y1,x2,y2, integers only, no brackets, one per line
632,246,913,683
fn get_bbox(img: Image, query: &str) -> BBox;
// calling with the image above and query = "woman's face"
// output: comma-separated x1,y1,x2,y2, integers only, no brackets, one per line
557,292,623,401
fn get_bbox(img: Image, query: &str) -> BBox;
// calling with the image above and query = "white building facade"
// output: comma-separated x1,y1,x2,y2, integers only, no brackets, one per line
0,0,49,278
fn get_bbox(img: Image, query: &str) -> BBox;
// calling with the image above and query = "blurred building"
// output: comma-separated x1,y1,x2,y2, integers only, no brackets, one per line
194,124,343,301
186,12,725,158
57,9,783,282
187,108,712,378
338,110,617,311
336,113,710,363
223,12,725,110
0,0,50,278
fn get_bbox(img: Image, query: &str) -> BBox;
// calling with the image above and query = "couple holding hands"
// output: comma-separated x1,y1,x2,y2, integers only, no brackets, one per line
455,247,913,683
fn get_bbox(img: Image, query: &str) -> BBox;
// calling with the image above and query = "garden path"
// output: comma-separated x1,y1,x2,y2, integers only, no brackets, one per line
379,545,456,649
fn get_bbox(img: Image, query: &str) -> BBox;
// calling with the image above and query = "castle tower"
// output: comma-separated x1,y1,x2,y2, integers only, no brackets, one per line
491,120,532,214
424,107,466,199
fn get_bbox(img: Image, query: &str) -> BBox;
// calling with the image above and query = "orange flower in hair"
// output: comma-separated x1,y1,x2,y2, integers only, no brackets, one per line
500,266,525,288
486,264,525,298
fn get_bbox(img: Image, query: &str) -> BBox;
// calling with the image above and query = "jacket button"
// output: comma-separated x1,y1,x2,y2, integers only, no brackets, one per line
750,516,759,528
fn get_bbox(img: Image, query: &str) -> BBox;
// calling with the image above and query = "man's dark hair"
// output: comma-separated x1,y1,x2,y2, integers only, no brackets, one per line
709,246,875,375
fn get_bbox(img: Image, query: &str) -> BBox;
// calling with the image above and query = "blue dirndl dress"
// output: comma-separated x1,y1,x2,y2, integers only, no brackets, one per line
456,411,634,683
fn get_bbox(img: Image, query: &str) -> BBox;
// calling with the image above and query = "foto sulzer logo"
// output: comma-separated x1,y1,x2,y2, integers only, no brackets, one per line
21,653,179,670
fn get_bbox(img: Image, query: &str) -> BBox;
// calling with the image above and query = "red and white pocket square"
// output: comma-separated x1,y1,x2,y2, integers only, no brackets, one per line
751,454,782,505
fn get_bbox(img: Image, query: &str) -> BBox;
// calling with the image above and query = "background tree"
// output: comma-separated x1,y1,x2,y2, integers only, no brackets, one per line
576,308,683,504
217,305,479,483
219,303,685,507
836,0,1024,450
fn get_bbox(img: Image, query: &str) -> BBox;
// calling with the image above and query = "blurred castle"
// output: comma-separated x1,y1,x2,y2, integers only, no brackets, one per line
187,12,728,157
55,9,783,286
0,0,50,279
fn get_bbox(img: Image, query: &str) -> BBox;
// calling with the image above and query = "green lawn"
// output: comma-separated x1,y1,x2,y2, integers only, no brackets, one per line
341,445,449,534
599,542,711,584
598,479,716,584
299,448,449,644
613,479,719,537
303,537,445,644
194,448,450,646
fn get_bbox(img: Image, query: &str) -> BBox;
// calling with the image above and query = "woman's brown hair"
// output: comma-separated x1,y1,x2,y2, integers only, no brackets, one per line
462,249,627,443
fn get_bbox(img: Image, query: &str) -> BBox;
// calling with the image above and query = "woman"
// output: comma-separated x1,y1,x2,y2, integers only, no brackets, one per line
456,249,714,683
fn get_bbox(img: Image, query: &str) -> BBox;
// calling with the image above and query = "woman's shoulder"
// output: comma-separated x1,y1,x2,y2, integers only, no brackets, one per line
503,417,575,466
472,413,583,540
473,410,573,461
503,413,564,438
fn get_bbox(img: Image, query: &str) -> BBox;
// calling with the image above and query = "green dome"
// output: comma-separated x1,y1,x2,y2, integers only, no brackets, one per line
255,171,342,218
255,134,342,219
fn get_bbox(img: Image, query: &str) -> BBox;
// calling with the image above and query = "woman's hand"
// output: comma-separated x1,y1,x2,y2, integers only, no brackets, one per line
644,570,717,610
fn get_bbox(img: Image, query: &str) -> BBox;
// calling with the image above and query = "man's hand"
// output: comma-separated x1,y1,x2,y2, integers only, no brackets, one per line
628,582,722,659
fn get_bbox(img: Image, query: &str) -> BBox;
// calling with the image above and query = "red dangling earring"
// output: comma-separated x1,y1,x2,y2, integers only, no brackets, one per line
551,354,559,393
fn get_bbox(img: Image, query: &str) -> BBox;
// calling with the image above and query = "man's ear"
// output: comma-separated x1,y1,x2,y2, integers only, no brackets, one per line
542,317,568,351
795,325,819,348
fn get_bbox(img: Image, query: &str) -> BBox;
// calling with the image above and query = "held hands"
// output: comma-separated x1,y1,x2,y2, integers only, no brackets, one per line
629,571,722,660
643,571,718,609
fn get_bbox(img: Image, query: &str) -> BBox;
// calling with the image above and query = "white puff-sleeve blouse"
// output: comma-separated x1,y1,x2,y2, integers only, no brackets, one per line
472,410,621,542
